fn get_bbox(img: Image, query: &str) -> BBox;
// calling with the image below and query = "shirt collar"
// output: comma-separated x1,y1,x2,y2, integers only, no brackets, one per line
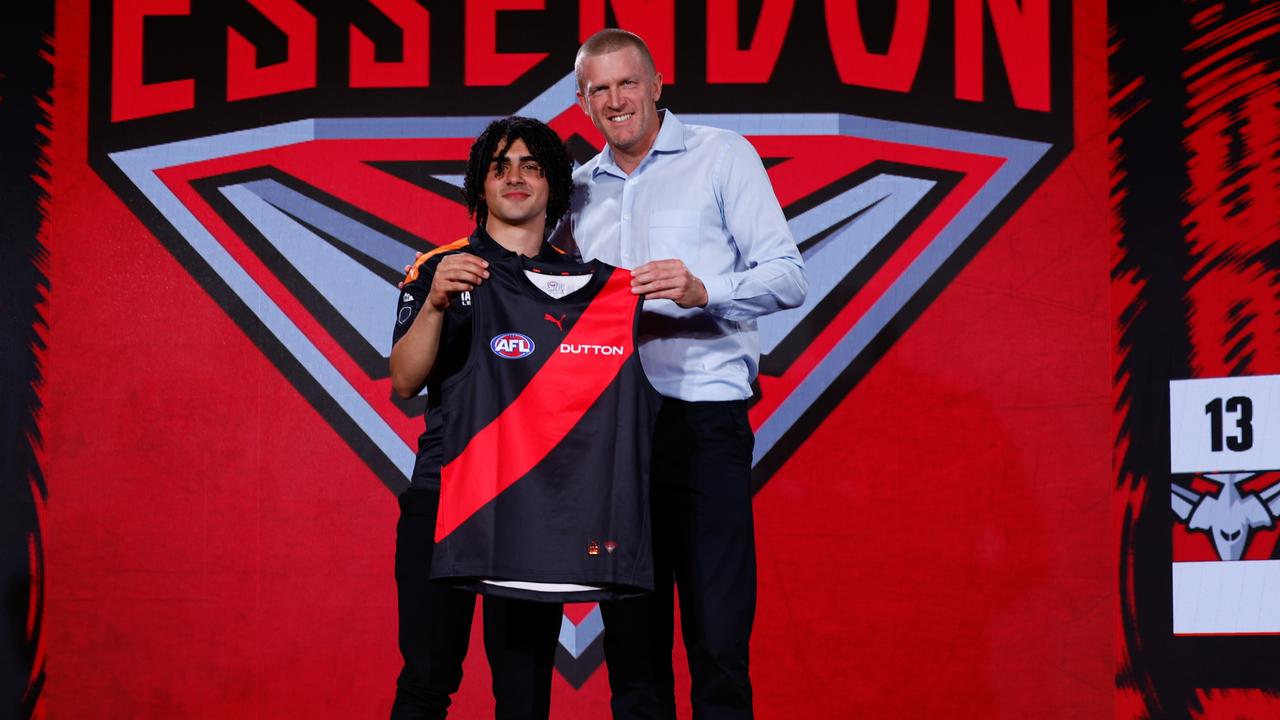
652,110,686,153
592,109,685,179
469,225,507,255
469,225,561,260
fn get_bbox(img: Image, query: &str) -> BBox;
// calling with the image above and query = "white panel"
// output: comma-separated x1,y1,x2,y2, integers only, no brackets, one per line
1173,560,1280,634
1169,375,1280,474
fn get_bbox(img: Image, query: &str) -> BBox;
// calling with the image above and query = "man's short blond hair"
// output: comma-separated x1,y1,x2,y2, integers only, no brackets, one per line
574,29,657,91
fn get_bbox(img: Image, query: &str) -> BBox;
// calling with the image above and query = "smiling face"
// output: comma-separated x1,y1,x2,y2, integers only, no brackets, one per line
576,46,663,173
482,137,550,234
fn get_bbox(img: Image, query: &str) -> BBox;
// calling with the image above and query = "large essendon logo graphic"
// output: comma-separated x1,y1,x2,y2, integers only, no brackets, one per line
90,0,1072,684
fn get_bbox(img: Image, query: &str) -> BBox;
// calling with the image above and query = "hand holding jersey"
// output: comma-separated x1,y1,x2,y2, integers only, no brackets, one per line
629,258,708,308
428,254,490,311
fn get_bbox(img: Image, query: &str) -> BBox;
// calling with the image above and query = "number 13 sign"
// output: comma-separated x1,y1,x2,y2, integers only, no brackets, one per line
1170,375,1280,474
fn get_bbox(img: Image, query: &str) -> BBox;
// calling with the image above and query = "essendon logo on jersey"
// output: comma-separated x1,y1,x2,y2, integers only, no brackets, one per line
87,0,1072,687
491,333,535,359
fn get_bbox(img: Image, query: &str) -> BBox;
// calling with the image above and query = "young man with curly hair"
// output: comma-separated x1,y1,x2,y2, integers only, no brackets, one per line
388,116,574,720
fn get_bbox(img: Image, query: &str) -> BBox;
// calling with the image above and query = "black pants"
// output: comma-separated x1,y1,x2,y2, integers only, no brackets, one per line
391,485,563,720
601,399,757,720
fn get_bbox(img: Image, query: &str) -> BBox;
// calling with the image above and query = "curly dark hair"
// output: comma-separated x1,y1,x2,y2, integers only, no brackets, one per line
463,116,574,230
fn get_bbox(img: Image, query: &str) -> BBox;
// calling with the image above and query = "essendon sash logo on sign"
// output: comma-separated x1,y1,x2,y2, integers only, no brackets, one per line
88,0,1072,685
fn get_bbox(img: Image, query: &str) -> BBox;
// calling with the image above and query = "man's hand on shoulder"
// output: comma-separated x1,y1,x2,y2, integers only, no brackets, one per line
429,254,490,312
631,259,708,309
397,252,424,289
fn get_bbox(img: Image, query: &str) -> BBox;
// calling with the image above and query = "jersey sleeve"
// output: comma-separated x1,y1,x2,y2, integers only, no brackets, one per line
391,256,439,346
392,237,475,346
390,248,476,394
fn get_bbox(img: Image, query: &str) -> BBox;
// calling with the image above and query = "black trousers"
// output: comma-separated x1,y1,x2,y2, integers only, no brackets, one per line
391,485,563,720
601,399,757,720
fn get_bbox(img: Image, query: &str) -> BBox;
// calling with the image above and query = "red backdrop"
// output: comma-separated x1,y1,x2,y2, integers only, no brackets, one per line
32,1,1118,717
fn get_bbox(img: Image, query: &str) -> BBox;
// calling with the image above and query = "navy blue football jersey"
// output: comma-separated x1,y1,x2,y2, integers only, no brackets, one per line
431,254,660,602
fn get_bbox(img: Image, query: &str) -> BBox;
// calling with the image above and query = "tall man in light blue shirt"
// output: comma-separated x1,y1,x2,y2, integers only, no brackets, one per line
555,29,806,720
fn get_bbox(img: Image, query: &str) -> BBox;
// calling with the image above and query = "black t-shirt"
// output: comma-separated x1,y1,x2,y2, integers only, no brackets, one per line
391,227,566,490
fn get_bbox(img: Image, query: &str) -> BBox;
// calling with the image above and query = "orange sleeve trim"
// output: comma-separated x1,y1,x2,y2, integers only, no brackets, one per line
402,237,470,286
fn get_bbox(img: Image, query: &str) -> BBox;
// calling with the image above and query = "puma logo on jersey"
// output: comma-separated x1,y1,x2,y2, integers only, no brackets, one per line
544,313,566,331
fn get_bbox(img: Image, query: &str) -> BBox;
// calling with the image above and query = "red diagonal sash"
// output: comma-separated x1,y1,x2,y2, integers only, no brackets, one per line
436,267,637,542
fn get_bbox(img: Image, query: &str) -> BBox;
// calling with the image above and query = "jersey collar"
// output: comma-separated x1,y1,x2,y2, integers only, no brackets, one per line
469,225,564,261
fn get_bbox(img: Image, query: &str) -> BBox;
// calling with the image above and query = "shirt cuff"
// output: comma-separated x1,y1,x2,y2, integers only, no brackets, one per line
701,273,734,313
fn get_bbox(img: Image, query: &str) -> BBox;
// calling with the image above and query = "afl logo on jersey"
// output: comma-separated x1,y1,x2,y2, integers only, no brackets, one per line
490,333,535,359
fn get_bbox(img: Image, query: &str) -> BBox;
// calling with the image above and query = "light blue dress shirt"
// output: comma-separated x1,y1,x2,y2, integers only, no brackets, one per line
557,111,807,401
